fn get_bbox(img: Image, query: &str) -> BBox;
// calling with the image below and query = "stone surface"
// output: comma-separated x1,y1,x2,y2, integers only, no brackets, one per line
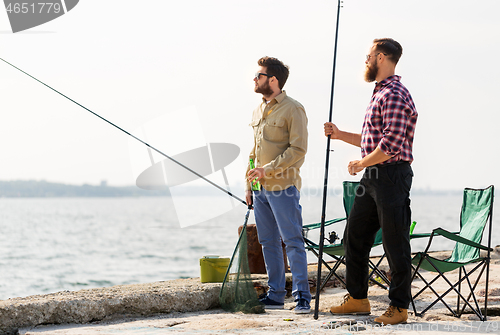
0,279,221,335
4,249,500,335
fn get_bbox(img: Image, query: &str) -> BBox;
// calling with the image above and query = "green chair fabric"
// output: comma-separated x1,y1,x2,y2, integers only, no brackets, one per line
410,185,494,321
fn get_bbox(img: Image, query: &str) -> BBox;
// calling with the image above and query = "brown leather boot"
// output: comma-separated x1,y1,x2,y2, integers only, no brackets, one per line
374,305,408,325
330,293,371,315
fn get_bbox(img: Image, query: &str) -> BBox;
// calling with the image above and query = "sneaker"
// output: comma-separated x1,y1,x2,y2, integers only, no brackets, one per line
294,298,311,314
374,305,408,325
330,293,371,315
259,296,284,309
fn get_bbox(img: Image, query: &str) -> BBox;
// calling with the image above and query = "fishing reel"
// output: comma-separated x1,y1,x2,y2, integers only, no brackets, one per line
327,231,339,244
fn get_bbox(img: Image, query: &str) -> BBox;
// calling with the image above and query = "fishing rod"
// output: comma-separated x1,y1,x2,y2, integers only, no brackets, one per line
0,57,249,208
314,0,342,320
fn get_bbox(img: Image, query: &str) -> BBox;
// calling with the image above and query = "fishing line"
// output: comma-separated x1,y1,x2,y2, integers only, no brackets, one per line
0,57,248,207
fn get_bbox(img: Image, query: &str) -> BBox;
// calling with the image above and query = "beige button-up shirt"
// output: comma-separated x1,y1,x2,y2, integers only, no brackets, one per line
246,91,308,192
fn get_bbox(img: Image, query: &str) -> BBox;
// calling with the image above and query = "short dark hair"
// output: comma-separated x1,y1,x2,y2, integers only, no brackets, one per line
373,38,403,64
258,56,289,90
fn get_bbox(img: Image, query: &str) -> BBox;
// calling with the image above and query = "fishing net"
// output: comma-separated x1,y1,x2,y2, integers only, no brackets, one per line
219,210,265,314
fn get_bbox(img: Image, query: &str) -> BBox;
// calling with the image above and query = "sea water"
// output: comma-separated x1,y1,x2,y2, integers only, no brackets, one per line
0,193,498,300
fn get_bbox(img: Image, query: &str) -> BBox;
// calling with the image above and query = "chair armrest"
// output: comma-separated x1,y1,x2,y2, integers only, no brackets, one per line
409,232,432,239
432,228,492,251
303,217,346,230
410,231,459,239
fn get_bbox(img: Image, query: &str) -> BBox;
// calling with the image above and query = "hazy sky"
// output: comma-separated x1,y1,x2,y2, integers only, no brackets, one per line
0,0,498,192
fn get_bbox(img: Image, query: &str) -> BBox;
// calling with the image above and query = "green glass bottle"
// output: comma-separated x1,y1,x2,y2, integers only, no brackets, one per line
410,221,417,234
249,158,261,191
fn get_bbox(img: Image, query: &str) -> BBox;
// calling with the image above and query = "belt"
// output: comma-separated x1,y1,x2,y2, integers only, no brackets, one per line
371,161,410,168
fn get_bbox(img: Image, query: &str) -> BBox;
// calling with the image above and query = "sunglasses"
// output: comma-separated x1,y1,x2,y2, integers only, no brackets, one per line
255,72,273,80
366,53,387,61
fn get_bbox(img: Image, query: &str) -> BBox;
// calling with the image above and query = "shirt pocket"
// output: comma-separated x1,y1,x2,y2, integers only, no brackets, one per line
263,117,286,142
249,119,261,137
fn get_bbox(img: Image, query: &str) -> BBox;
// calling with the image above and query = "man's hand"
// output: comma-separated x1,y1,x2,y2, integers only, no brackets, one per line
247,167,265,183
324,123,362,147
324,122,341,139
348,160,365,176
245,190,253,208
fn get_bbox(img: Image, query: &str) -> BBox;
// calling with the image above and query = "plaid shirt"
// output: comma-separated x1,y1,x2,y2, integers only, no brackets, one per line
361,75,417,165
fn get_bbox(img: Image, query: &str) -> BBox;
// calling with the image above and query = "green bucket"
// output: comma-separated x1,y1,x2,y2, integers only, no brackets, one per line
199,255,230,283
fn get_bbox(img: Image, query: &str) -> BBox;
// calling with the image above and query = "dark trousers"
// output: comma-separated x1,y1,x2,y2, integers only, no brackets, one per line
344,162,413,309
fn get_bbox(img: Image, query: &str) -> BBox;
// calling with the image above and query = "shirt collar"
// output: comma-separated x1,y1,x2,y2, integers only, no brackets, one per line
374,75,401,91
261,90,287,104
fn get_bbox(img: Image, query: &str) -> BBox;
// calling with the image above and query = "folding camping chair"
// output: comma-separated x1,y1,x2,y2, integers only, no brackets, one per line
303,181,391,292
410,185,494,321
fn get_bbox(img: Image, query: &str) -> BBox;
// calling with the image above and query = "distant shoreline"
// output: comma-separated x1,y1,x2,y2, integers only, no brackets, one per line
0,180,463,198
0,180,169,198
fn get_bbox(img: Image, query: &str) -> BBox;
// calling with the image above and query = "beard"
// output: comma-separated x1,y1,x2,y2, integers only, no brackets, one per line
255,78,274,96
364,60,379,83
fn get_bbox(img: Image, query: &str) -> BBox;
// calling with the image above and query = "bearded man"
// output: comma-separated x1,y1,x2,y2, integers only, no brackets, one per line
246,56,311,314
325,38,418,325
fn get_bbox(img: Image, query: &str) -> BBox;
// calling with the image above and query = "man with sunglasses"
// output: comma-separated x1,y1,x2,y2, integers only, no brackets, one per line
326,38,417,325
246,56,310,314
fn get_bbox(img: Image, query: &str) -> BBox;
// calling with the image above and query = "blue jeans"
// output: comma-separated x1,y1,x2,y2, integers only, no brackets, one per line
253,186,311,303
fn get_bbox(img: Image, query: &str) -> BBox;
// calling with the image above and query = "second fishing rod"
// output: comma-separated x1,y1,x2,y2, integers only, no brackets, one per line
0,57,249,208
314,0,343,320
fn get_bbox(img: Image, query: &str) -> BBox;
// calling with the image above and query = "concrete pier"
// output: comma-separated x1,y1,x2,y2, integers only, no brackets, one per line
2,250,499,335
0,279,222,335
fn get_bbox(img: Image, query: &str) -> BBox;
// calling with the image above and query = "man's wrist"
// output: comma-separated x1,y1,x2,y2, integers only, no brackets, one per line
337,130,346,141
